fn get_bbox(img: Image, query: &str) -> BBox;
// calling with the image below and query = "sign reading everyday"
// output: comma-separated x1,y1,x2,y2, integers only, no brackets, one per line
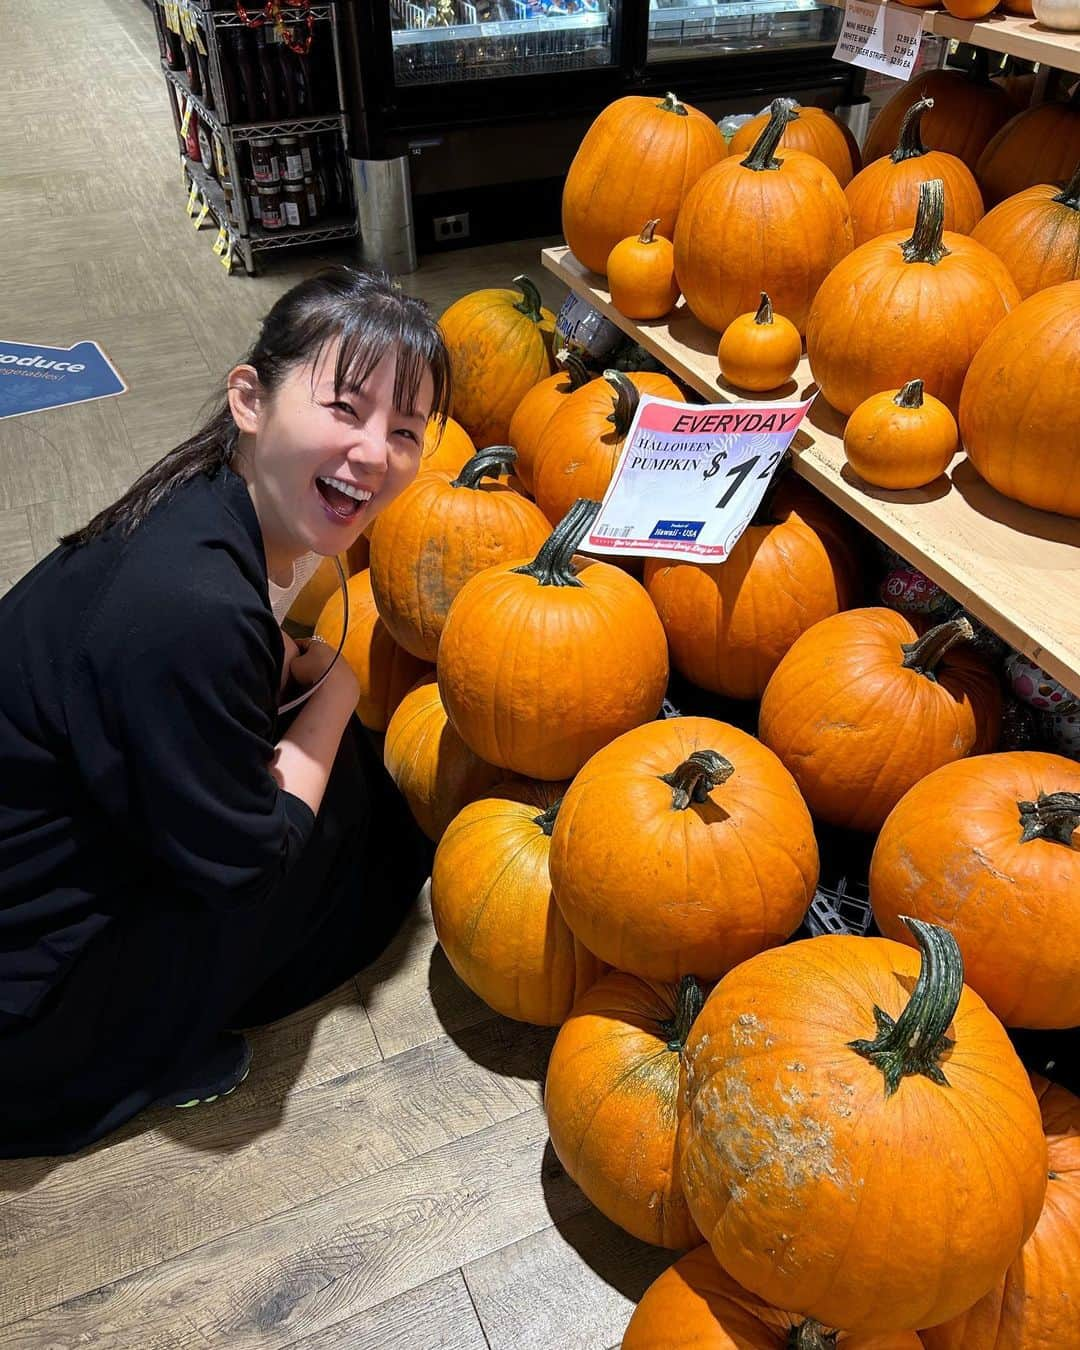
586,394,815,562
0,340,126,421
833,0,923,81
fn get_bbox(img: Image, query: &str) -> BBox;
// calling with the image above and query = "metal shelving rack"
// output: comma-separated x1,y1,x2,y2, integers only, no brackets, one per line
154,1,358,275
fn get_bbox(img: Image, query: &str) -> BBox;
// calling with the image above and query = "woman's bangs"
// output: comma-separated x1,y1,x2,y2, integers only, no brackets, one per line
329,301,451,423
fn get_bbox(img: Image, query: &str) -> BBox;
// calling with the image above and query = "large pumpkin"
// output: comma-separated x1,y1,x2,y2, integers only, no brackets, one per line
314,569,430,732
971,160,1080,297
807,179,1019,415
678,920,1049,1332
922,1074,1080,1349
728,102,862,186
674,99,854,336
383,675,502,842
548,717,818,982
430,779,604,1026
437,500,669,781
624,1246,925,1349
845,96,983,246
506,353,592,495
532,369,684,526
871,751,1080,1029
759,608,1002,832
369,446,551,662
644,477,860,700
959,280,1080,517
562,91,727,275
440,276,555,448
545,971,704,1249
975,91,1080,207
419,415,475,478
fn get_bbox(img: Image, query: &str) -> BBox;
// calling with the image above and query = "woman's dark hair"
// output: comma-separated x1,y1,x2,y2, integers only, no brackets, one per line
62,266,452,545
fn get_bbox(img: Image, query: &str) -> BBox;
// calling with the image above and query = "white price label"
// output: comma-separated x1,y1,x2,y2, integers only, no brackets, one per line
585,395,815,562
833,0,923,81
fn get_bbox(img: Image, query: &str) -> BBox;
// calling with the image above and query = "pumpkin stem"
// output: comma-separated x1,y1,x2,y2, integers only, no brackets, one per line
1017,791,1080,847
848,916,963,1098
534,797,562,836
741,98,797,173
754,292,774,326
787,1322,839,1350
892,96,933,163
638,218,661,244
556,350,592,393
1052,160,1080,211
512,274,544,323
657,91,688,117
662,976,705,1052
603,369,641,439
512,498,601,589
450,445,518,489
900,616,974,682
660,750,735,809
894,379,925,409
901,179,949,266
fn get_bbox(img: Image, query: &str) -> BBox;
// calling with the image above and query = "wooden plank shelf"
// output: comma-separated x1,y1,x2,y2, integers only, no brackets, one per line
542,244,1080,698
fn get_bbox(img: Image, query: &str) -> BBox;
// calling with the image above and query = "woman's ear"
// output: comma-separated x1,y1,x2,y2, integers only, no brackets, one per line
227,364,262,435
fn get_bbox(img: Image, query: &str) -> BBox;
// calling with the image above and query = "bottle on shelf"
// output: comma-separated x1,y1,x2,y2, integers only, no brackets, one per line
254,27,285,120
185,108,202,164
227,28,262,123
158,19,185,71
276,40,303,118
182,35,203,97
195,44,215,111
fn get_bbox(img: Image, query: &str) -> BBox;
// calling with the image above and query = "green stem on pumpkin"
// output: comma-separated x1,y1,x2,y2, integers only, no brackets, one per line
787,1322,839,1350
657,91,689,117
900,616,974,681
754,291,774,326
513,274,544,323
662,976,705,1052
534,798,562,837
660,750,735,809
849,917,963,1097
638,218,661,244
901,179,950,265
1018,792,1080,847
892,96,933,163
894,379,925,409
603,370,640,439
740,98,798,173
556,350,592,393
1052,160,1080,211
450,445,518,489
512,498,601,588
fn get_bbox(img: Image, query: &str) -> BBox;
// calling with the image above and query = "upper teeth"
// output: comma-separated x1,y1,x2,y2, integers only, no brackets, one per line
320,476,372,504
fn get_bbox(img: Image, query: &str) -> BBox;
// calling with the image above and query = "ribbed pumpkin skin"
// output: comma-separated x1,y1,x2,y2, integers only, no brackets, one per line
624,1246,926,1349
863,69,1013,170
420,415,475,478
678,934,1049,1333
921,1076,1080,1350
507,370,595,495
548,717,818,982
976,98,1080,207
959,281,1080,517
845,148,983,245
562,94,727,275
430,778,604,1026
871,751,1080,1029
544,971,702,1249
314,569,430,732
971,172,1080,297
728,105,862,186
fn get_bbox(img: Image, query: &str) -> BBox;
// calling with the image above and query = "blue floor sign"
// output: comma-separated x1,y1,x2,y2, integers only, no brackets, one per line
0,340,126,420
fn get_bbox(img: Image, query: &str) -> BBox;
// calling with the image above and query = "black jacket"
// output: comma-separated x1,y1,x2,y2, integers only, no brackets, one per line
0,466,315,1019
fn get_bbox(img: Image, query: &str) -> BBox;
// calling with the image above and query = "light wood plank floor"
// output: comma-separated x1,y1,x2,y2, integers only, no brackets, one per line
0,2,675,1346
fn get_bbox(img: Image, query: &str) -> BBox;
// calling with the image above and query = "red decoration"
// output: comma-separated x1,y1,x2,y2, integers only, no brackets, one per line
234,1,315,56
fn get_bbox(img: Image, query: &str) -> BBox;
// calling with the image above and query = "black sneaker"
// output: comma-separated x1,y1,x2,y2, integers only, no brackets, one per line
156,1033,253,1109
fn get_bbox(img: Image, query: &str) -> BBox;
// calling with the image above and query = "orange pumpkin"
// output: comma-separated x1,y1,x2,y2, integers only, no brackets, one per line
285,552,348,627
942,0,999,18
807,179,1019,415
345,532,370,576
845,97,984,245
431,779,605,1026
843,379,959,490
759,608,1003,832
437,499,669,781
959,280,1080,517
562,91,727,275
716,292,803,392
624,1246,925,1349
871,751,1080,1029
314,569,430,732
419,415,475,478
548,717,818,982
439,276,555,449
994,67,1036,101
727,103,862,187
506,353,592,495
607,218,681,320
369,446,551,661
921,1074,1080,1349
674,99,854,337
545,971,704,1249
971,161,1080,297
679,920,1049,1332
383,675,502,842
976,92,1080,207
532,369,684,527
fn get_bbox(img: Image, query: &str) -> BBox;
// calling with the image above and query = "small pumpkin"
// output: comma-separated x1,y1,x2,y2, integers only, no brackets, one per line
1032,0,1080,27
314,569,430,732
674,99,854,337
976,90,1080,206
807,179,1019,415
843,379,958,490
971,160,1080,297
562,91,727,275
285,552,349,627
679,920,1049,1332
369,446,551,661
431,780,605,1026
717,292,802,392
545,971,704,1249
845,97,984,246
942,0,1000,18
439,275,555,449
419,415,475,479
383,675,503,842
871,751,1080,1029
548,716,818,982
728,102,862,187
607,218,681,320
759,608,1003,832
506,353,592,495
437,499,669,781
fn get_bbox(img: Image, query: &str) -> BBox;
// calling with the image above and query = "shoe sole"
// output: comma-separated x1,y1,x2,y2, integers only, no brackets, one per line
171,1061,252,1110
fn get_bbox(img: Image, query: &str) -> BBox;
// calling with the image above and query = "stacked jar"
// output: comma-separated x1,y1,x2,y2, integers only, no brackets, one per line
277,135,321,228
249,136,283,231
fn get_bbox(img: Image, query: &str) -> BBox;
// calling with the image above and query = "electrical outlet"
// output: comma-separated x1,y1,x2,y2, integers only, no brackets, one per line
433,213,471,242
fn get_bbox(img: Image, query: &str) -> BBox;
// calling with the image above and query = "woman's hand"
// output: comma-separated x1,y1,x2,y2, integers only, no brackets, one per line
289,637,359,703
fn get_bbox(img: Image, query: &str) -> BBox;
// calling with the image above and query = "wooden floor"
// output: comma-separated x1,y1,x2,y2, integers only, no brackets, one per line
0,2,674,1346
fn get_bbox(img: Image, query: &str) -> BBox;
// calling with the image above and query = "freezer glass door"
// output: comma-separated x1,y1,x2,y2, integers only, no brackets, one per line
648,0,840,59
390,0,614,85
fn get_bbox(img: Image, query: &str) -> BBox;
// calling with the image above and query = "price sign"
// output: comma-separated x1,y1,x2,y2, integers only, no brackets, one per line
164,1,181,34
179,97,193,137
585,395,815,562
833,0,924,81
219,244,235,273
193,200,211,229
186,181,201,218
212,224,229,256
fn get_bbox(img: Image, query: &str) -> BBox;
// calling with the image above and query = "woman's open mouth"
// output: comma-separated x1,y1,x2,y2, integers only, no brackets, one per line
315,475,373,523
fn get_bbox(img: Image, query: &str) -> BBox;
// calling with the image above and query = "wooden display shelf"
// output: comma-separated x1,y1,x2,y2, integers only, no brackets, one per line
542,244,1080,698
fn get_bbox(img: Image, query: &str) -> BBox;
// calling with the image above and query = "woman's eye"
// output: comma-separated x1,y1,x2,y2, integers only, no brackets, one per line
330,401,357,418
395,428,420,444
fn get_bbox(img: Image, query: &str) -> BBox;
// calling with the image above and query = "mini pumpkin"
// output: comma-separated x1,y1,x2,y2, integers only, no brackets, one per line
843,379,959,490
971,160,1080,297
607,218,681,320
506,353,592,495
728,102,862,187
717,292,802,392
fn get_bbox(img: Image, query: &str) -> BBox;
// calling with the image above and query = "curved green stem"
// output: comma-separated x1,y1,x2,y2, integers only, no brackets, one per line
900,616,973,681
787,1322,838,1350
513,274,544,323
657,91,688,117
1052,160,1080,211
660,750,735,809
512,498,601,588
754,291,774,326
534,798,562,837
901,179,949,265
451,445,518,489
603,370,640,439
741,98,797,172
555,350,591,393
894,378,925,409
892,96,933,163
662,976,704,1052
1018,792,1080,847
